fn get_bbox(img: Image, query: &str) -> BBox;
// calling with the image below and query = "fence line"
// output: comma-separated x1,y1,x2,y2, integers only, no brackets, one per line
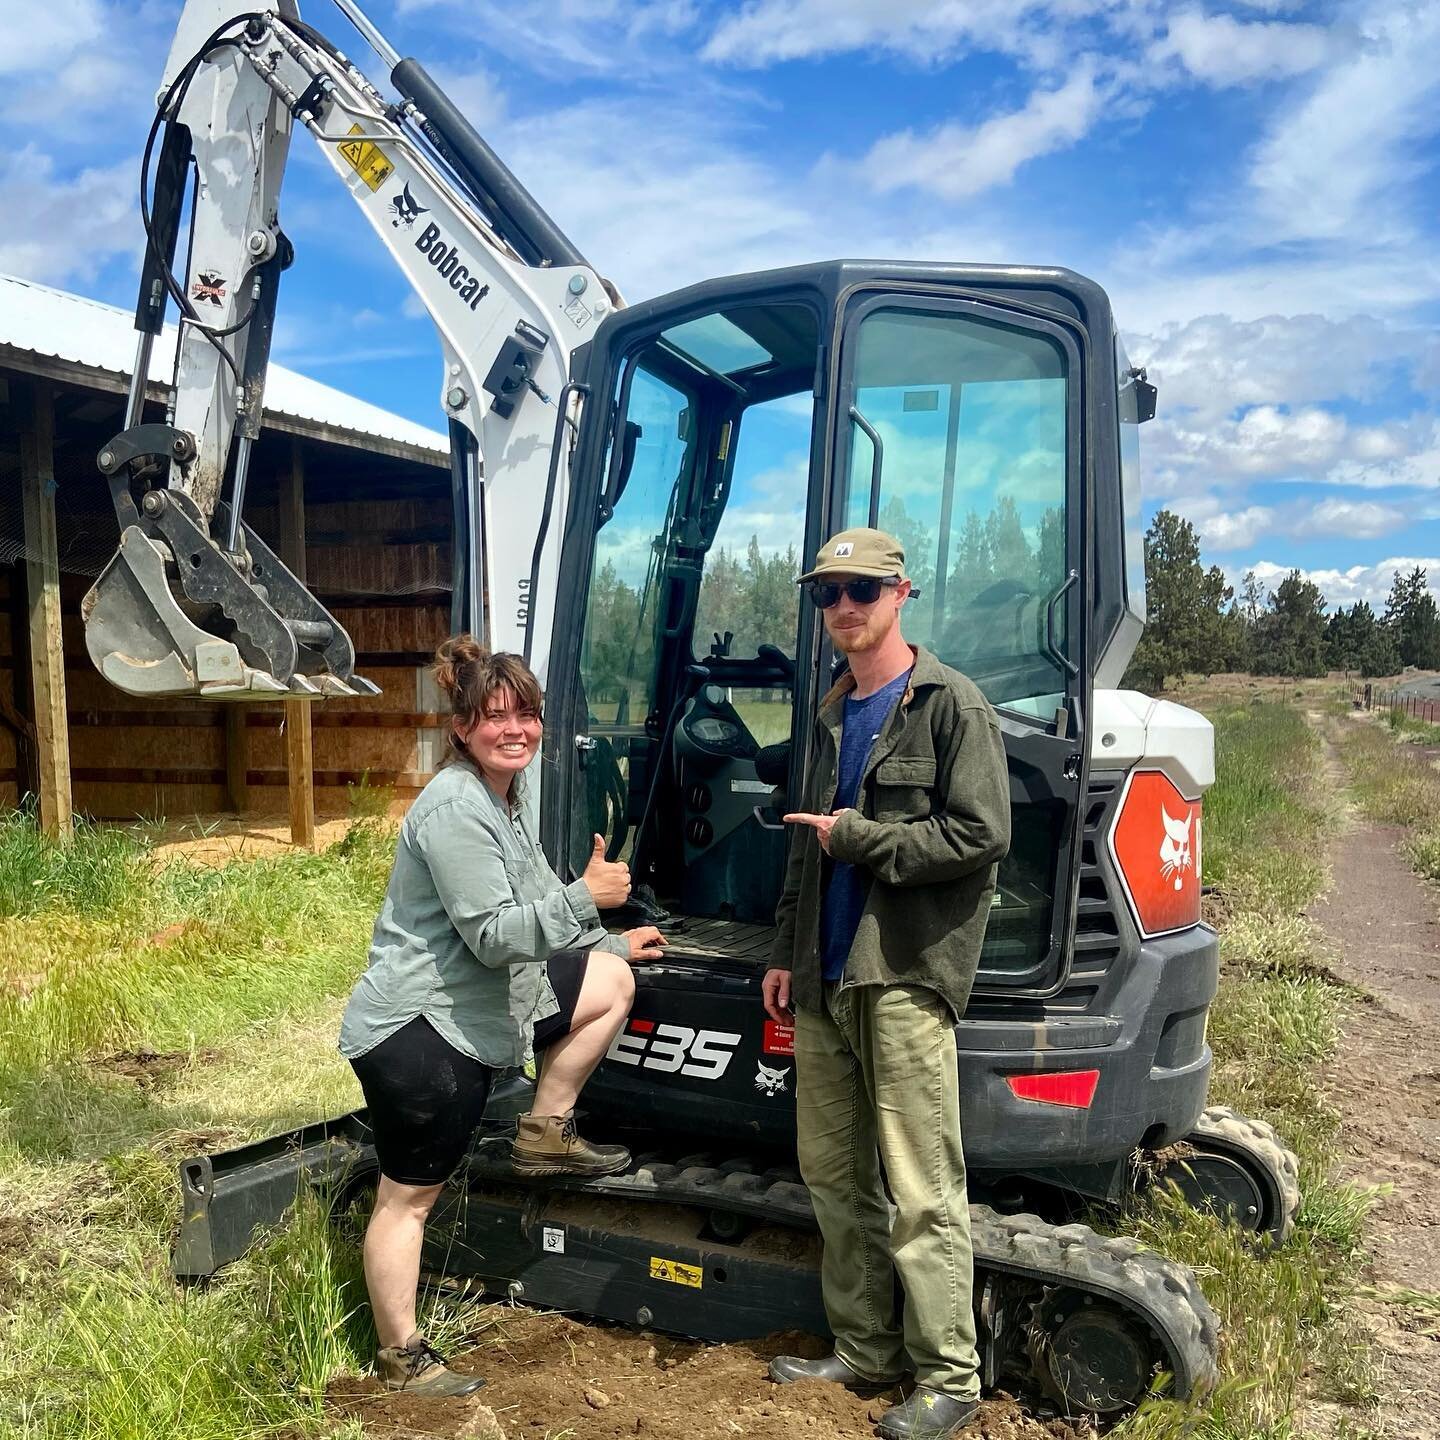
1353,683,1440,726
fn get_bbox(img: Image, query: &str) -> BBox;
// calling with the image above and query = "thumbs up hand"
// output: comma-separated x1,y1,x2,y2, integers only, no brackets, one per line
582,833,631,909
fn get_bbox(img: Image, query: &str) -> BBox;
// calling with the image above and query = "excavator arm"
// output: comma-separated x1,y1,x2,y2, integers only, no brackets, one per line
86,0,617,698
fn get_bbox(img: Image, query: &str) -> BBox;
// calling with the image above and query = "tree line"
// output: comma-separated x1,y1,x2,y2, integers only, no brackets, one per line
1124,509,1440,690
580,502,1440,705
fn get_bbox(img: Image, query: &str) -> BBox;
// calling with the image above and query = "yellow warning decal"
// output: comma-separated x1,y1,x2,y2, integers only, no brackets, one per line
338,124,394,192
649,1256,703,1288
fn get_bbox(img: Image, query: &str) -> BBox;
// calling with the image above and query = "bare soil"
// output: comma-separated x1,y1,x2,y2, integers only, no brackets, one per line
329,1312,1089,1440
144,814,355,865
1305,725,1440,1435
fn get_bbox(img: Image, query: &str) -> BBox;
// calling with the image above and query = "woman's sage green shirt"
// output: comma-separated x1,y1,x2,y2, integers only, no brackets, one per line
339,759,628,1066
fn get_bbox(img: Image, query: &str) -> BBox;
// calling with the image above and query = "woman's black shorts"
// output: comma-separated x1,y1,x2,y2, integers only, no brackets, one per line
350,949,590,1186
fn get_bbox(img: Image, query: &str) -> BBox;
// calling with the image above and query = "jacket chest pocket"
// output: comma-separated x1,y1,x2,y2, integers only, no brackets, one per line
872,755,937,821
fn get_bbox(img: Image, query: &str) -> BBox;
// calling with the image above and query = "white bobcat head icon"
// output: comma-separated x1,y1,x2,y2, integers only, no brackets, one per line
754,1061,790,1095
1159,805,1193,891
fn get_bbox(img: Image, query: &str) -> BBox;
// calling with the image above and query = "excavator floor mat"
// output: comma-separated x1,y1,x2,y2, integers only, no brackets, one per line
424,1184,827,1341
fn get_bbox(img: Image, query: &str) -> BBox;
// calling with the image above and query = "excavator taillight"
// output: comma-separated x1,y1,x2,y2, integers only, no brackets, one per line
1005,1070,1100,1109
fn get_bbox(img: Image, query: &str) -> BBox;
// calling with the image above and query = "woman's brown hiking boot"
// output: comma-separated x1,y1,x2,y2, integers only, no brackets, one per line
375,1334,485,1396
511,1111,631,1177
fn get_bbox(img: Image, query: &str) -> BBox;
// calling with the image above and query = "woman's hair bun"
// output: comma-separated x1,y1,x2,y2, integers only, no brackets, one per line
433,633,488,699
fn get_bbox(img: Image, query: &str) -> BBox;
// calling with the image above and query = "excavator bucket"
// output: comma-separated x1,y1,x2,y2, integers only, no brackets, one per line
83,513,378,702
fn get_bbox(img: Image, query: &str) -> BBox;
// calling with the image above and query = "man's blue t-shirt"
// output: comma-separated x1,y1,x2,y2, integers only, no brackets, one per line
820,669,912,981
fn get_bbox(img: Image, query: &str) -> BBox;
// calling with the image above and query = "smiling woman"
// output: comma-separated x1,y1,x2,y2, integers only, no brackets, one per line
334,635,661,1396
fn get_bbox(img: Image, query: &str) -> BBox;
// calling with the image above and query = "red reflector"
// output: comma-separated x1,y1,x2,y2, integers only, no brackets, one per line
629,1018,655,1034
1005,1070,1100,1109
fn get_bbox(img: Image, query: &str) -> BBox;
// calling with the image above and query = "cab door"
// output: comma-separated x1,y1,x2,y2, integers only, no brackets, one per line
829,291,1090,994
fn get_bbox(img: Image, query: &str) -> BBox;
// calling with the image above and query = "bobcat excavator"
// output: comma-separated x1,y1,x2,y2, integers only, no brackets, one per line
86,0,1302,1417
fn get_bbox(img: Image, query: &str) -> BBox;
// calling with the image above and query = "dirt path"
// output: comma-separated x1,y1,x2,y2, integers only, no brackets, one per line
1306,721,1440,1435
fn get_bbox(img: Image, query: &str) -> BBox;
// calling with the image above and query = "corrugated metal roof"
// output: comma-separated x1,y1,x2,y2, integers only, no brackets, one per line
0,272,448,460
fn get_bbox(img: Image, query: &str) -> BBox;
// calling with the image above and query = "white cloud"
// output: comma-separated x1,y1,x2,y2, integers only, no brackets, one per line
1165,488,1432,554
1231,556,1440,608
1246,2,1440,247
702,0,1101,68
1126,312,1438,428
1292,498,1412,539
857,67,1106,200
1149,9,1331,86
0,146,137,286
1195,504,1276,551
0,0,103,75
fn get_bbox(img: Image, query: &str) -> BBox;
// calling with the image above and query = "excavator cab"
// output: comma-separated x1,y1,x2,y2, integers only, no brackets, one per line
543,263,1106,1002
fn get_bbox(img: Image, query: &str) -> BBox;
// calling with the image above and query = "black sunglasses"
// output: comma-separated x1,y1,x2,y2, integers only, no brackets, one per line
806,577,901,609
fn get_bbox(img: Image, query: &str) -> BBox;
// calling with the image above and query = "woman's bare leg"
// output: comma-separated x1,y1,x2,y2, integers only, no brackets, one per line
363,1175,444,1349
532,950,635,1115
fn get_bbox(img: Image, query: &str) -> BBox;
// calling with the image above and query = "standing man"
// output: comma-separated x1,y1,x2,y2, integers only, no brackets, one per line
763,527,1011,1440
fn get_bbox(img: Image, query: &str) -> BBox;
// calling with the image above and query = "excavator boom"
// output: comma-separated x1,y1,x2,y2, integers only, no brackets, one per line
86,0,615,699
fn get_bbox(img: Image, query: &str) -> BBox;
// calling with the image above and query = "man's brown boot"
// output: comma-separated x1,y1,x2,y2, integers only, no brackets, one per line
511,1111,631,1177
375,1334,485,1396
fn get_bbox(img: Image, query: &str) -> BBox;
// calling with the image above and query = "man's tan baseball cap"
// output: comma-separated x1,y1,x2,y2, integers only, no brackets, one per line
797,527,908,584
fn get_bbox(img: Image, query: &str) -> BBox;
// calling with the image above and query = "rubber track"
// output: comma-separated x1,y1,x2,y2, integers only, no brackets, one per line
466,1146,1221,1402
1191,1104,1302,1244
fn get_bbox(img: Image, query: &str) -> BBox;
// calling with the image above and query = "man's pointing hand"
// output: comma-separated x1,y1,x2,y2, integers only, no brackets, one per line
783,810,851,855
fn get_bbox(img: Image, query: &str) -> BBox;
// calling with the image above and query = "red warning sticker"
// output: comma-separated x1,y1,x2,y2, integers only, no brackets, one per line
763,1020,795,1056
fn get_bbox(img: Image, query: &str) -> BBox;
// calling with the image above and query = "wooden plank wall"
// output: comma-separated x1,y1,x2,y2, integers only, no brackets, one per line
0,488,453,823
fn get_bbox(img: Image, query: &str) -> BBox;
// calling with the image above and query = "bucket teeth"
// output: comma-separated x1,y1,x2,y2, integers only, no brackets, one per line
287,674,323,696
200,669,289,697
311,673,360,699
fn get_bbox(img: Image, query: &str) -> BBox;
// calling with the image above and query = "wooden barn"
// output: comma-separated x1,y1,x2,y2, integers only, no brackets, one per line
0,273,458,843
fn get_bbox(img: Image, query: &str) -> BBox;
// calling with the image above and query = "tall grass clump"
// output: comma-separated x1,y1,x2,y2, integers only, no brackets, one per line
1202,701,1329,918
4,1191,370,1440
0,810,151,919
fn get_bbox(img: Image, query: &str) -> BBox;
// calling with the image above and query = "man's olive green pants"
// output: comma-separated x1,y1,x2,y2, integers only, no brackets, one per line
794,981,980,1402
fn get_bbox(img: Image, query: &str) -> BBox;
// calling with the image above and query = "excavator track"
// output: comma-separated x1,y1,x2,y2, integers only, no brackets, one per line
443,1142,1220,1413
173,1116,1219,1417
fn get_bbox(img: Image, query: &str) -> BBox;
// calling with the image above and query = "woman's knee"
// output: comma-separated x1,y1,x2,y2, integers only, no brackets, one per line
375,1176,444,1219
589,949,636,1008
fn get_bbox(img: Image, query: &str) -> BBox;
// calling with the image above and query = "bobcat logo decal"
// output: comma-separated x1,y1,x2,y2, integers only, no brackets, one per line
754,1061,790,1096
1159,805,1194,891
388,182,428,229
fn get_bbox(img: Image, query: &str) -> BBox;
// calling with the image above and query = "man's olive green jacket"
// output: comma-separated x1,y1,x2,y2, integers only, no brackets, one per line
770,644,1012,1019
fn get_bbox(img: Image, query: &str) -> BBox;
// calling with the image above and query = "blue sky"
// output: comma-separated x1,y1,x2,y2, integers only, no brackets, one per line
5,0,1438,609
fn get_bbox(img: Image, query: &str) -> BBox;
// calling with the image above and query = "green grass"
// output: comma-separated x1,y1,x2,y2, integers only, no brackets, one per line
1334,714,1440,883
0,818,392,1093
1114,700,1379,1439
1383,709,1440,745
0,700,1382,1439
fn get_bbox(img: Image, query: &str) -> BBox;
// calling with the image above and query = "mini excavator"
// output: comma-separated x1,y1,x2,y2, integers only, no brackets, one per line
90,0,1302,1417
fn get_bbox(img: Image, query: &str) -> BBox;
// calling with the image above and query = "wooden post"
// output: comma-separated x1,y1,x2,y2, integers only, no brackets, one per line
224,708,248,811
280,440,315,849
19,380,72,842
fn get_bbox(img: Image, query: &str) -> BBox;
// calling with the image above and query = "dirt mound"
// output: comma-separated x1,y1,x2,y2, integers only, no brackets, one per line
330,1311,1088,1440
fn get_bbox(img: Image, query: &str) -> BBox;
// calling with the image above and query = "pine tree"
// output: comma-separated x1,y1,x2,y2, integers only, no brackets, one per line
1123,509,1228,690
1254,571,1328,677
1383,566,1440,668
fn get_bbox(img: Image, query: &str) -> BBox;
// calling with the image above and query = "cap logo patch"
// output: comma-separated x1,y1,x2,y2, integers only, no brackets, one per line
834,542,854,557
